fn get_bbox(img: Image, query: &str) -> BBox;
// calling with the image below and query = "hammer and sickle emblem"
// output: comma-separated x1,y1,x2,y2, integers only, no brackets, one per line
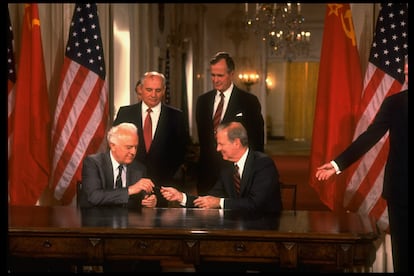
341,9,356,46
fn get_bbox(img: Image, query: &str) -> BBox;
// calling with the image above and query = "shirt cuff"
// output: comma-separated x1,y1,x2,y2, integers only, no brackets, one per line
180,193,187,206
330,160,341,174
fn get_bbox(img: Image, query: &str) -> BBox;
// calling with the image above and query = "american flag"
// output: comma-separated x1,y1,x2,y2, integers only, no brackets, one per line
51,3,109,205
343,3,408,231
7,7,16,165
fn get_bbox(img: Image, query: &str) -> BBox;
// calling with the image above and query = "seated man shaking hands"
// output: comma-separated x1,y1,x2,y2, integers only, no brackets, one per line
161,121,282,213
80,123,157,208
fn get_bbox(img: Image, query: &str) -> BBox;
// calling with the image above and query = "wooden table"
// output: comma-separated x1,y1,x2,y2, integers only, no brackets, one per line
8,205,378,272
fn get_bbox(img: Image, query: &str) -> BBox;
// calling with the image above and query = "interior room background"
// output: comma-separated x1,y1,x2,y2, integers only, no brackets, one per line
8,3,378,144
8,3,381,210
9,4,394,272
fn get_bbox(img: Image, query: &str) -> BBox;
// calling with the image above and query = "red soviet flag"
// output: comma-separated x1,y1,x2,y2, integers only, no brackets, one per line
309,4,363,210
8,7,16,178
9,3,51,205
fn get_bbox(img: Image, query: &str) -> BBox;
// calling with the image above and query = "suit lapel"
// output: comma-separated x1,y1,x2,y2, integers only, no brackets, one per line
223,87,240,122
103,152,115,189
240,150,254,195
136,102,144,129
152,104,166,145
207,91,216,118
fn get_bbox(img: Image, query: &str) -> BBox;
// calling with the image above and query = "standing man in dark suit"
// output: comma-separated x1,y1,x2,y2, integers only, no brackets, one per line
315,57,408,272
196,51,264,195
161,121,281,213
80,123,157,208
113,71,190,207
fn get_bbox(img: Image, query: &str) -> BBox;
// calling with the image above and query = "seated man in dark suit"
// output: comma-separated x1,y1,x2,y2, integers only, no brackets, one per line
161,121,282,213
79,122,157,208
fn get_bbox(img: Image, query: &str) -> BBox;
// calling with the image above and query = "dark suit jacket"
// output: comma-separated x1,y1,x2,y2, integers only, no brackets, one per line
113,102,189,184
79,151,147,208
113,102,189,207
186,150,282,213
334,90,407,206
195,85,265,194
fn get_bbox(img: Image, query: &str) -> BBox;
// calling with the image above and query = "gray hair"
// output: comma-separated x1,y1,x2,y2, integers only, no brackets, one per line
140,71,166,88
107,123,138,144
217,121,248,147
210,51,235,73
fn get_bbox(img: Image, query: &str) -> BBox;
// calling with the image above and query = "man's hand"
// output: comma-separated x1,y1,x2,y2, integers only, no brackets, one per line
193,195,220,209
160,186,183,202
128,178,154,195
315,163,336,181
141,193,157,208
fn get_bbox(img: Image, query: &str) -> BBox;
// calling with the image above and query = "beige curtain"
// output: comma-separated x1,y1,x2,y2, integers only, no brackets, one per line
284,62,319,141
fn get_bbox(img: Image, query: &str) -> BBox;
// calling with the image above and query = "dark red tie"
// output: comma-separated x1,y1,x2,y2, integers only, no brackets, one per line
233,164,241,196
144,108,152,152
213,92,224,134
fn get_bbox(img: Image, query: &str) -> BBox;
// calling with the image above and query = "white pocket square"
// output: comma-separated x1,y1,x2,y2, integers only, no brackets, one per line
236,113,243,117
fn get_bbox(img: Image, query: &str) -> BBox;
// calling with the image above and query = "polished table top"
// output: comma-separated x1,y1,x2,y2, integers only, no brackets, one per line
8,205,378,240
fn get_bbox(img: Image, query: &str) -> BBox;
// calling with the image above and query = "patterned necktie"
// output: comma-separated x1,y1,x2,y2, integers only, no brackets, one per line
213,92,224,134
115,165,123,189
233,164,241,196
144,108,152,152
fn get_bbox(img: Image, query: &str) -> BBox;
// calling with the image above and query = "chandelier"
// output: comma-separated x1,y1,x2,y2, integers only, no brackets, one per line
238,72,259,92
244,3,311,60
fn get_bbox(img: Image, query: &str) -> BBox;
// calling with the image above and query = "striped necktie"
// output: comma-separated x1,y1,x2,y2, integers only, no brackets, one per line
115,165,123,189
213,92,224,134
233,164,241,196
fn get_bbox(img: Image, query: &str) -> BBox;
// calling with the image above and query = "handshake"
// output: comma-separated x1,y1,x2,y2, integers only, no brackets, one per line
139,186,160,198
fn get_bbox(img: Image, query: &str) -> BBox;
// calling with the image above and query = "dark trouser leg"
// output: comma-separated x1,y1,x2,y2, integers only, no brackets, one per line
387,202,407,272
